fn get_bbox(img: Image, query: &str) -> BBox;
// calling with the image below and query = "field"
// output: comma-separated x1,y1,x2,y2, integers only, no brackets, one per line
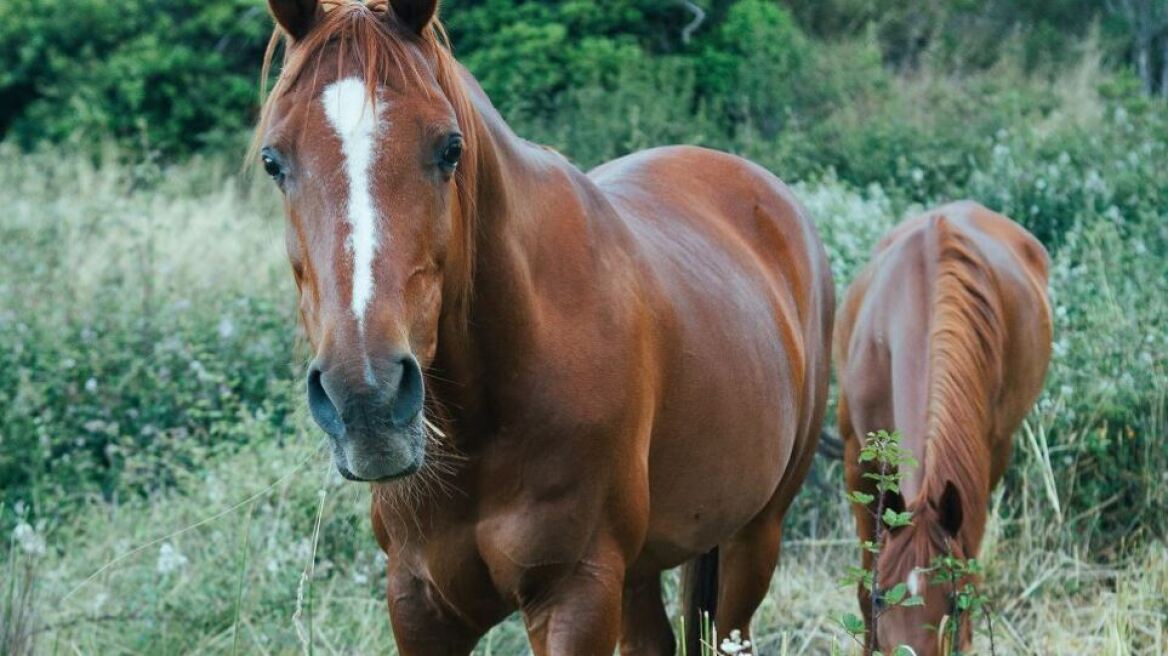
2,127,1165,653
3,2,1168,653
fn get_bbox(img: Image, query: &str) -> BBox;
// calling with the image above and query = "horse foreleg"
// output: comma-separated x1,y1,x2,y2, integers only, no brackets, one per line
619,573,675,655
520,551,625,656
386,571,484,656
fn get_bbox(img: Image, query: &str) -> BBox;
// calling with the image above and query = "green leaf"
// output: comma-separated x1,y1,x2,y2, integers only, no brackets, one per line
884,582,908,605
840,612,865,635
902,594,925,607
847,491,875,505
892,646,916,656
882,508,914,527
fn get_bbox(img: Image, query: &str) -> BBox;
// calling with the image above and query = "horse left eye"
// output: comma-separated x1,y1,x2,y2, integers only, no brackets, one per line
440,135,463,173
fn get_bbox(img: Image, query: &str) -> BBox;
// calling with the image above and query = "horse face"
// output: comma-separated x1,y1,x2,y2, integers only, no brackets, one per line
874,484,972,655
259,0,457,481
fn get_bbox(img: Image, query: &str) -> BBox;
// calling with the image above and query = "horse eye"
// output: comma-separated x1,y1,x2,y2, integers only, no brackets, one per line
440,135,463,173
262,155,282,178
260,149,285,184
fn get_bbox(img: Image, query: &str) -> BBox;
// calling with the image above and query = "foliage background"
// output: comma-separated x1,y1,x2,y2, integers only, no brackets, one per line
1,0,1166,653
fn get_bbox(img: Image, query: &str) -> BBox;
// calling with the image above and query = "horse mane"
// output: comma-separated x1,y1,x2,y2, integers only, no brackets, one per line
251,0,480,326
918,215,1004,550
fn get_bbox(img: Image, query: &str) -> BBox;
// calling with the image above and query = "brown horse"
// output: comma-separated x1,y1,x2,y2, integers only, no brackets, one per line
253,1,833,653
833,202,1051,654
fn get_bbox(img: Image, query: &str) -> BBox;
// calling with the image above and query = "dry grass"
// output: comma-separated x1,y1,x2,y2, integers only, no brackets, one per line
5,433,1163,655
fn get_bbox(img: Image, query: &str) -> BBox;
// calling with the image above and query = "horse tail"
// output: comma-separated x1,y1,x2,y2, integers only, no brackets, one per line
817,428,845,460
682,547,719,654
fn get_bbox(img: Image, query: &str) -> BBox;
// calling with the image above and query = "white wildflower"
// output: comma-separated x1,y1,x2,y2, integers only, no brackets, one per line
720,628,752,655
217,316,236,340
1053,338,1069,358
12,522,46,556
1084,169,1106,194
189,359,212,382
85,377,98,394
157,542,189,574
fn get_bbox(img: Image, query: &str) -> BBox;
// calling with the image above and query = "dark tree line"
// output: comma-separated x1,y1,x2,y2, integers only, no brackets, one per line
0,0,1162,154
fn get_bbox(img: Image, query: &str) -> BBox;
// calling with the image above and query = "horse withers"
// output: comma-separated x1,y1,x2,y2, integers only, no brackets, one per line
254,1,834,653
833,202,1052,654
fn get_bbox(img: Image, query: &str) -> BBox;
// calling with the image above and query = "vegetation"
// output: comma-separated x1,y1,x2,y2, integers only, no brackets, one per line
1,0,1166,653
839,430,923,655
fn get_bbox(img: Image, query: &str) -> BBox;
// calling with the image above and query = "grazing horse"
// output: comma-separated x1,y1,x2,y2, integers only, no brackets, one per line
833,202,1051,654
253,1,834,653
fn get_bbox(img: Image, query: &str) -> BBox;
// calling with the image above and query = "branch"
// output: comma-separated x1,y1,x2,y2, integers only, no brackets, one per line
677,0,706,44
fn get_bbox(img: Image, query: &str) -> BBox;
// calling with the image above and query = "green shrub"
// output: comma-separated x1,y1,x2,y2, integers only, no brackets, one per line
0,0,270,153
0,146,297,526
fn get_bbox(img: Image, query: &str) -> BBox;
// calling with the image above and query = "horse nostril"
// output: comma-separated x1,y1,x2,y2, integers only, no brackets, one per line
389,354,424,426
307,366,344,437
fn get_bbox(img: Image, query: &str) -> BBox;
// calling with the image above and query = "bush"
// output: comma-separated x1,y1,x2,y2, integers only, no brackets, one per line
0,0,270,153
0,146,298,525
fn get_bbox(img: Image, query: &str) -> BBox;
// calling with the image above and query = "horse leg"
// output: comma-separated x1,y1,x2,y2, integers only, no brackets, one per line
386,572,485,656
711,513,783,646
521,549,626,656
619,573,675,655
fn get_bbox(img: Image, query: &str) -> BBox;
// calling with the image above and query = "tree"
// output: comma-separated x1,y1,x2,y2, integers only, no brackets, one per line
1107,0,1168,95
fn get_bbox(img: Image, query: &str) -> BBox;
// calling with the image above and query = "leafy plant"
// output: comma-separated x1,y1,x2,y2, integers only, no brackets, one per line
839,430,923,654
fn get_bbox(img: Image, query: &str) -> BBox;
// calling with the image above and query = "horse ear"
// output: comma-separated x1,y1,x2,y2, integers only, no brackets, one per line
935,481,964,537
268,0,320,41
388,0,438,35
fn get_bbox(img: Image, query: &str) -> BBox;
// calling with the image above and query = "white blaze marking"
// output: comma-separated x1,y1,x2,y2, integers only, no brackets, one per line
321,77,386,329
907,567,923,596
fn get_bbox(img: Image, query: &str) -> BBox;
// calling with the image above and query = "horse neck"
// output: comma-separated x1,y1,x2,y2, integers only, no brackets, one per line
916,219,1005,554
430,77,587,442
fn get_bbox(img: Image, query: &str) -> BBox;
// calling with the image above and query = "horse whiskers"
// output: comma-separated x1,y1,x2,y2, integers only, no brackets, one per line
422,416,447,439
371,411,467,531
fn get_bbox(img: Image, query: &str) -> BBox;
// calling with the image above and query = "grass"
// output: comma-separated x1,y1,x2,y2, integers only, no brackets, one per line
5,435,1165,654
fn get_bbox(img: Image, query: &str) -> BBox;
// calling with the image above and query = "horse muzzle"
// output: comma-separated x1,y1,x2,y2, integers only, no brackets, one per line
306,352,426,481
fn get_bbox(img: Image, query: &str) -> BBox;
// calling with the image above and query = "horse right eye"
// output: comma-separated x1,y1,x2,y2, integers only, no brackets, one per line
262,155,281,177
261,148,286,185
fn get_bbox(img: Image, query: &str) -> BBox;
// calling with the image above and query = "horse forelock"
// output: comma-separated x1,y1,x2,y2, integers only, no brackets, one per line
252,1,480,330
